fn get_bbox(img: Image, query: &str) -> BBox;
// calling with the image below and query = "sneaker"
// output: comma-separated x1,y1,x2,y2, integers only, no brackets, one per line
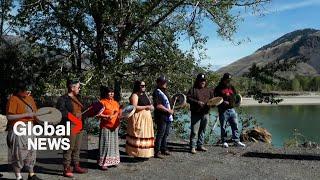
197,146,208,152
154,152,164,159
161,150,171,156
235,141,246,147
223,142,229,148
63,165,74,178
190,148,197,154
99,165,108,171
73,162,88,174
27,175,42,180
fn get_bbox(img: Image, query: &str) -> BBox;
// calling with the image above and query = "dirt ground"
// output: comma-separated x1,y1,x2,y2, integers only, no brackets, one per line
0,133,319,180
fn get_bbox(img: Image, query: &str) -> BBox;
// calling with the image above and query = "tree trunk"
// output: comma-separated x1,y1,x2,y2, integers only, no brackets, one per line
0,0,5,36
69,32,76,71
114,77,122,102
76,30,82,73
94,15,104,68
0,79,9,114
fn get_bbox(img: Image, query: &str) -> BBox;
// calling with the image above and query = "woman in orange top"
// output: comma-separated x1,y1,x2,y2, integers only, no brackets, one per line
6,81,42,180
97,86,121,170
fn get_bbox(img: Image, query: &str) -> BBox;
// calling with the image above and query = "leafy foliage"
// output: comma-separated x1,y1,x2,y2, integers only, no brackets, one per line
11,0,270,88
244,57,308,104
284,129,307,148
1,0,271,113
0,0,14,36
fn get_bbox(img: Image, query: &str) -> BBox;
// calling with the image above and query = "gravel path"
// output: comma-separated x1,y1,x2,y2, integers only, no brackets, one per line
0,133,319,180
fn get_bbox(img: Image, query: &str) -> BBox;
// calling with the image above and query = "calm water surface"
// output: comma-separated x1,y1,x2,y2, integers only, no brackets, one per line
178,105,320,147
243,105,320,147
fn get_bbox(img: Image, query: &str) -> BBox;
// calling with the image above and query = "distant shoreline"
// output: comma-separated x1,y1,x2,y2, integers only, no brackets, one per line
242,95,320,106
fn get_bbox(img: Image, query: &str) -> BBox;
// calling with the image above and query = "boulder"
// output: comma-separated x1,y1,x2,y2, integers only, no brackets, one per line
241,127,272,144
0,115,7,132
301,141,319,149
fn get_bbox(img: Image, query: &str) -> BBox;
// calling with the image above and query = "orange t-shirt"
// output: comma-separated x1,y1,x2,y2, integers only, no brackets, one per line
99,98,120,130
6,95,38,129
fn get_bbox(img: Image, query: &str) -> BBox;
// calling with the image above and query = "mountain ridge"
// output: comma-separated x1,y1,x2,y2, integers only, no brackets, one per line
217,28,320,77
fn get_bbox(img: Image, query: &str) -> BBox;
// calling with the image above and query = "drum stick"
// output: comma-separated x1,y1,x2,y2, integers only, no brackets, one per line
82,98,103,116
212,116,219,131
81,106,92,115
172,97,178,109
210,116,219,135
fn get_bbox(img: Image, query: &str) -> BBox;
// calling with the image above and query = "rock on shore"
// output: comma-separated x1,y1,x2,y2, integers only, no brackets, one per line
0,115,7,132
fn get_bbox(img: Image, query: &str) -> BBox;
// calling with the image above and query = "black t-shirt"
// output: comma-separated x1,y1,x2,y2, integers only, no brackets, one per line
137,93,151,106
214,83,237,113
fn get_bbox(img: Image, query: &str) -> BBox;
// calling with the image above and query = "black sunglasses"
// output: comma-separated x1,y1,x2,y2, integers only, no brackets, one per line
140,84,146,87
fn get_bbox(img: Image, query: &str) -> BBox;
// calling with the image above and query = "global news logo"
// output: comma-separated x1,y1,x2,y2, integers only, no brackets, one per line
12,112,82,151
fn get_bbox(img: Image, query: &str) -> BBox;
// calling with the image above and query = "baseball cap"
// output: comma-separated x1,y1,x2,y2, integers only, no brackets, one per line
196,73,206,81
222,73,232,80
156,75,167,83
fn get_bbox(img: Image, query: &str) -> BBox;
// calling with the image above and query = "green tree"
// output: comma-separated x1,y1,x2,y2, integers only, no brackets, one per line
291,78,301,91
0,0,13,36
310,77,320,91
244,59,305,104
12,0,270,100
0,36,68,113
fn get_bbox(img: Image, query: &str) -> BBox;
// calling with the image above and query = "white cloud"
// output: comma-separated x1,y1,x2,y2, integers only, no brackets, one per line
274,0,320,13
240,0,320,17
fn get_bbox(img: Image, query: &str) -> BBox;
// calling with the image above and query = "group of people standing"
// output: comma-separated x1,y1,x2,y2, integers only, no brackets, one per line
5,72,245,180
124,72,246,161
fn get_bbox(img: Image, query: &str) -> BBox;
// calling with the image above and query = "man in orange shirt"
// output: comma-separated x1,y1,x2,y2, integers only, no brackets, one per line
6,81,42,180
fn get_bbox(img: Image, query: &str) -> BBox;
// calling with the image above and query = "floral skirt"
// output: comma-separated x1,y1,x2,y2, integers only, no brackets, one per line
98,128,120,167
7,129,36,169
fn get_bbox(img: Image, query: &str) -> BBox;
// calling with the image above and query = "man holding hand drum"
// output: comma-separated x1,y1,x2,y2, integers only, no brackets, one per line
187,73,214,154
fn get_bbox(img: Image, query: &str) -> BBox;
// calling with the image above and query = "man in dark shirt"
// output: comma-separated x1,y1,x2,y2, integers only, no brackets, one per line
153,75,174,158
56,79,87,177
214,73,246,148
187,73,214,154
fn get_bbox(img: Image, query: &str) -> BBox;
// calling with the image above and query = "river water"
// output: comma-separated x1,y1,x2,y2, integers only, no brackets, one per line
176,105,320,147
243,105,320,147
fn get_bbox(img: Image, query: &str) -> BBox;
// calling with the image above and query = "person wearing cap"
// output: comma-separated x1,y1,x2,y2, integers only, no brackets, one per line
6,80,42,180
152,75,174,158
187,73,214,154
214,73,246,148
56,79,87,177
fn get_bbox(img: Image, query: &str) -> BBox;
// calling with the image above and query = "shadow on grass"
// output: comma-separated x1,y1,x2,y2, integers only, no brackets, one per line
243,152,320,161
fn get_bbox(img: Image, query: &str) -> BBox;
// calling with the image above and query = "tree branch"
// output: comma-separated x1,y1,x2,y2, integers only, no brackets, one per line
126,0,186,51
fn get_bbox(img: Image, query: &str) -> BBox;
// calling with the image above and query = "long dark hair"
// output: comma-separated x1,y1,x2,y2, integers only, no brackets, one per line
193,79,207,88
13,80,27,95
100,85,114,99
132,80,143,94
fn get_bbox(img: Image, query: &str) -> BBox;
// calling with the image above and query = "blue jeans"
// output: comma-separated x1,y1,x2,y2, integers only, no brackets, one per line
190,114,209,148
219,109,240,143
155,120,172,153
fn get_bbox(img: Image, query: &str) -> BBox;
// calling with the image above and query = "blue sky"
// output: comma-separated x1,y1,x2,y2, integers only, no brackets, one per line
179,0,320,69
